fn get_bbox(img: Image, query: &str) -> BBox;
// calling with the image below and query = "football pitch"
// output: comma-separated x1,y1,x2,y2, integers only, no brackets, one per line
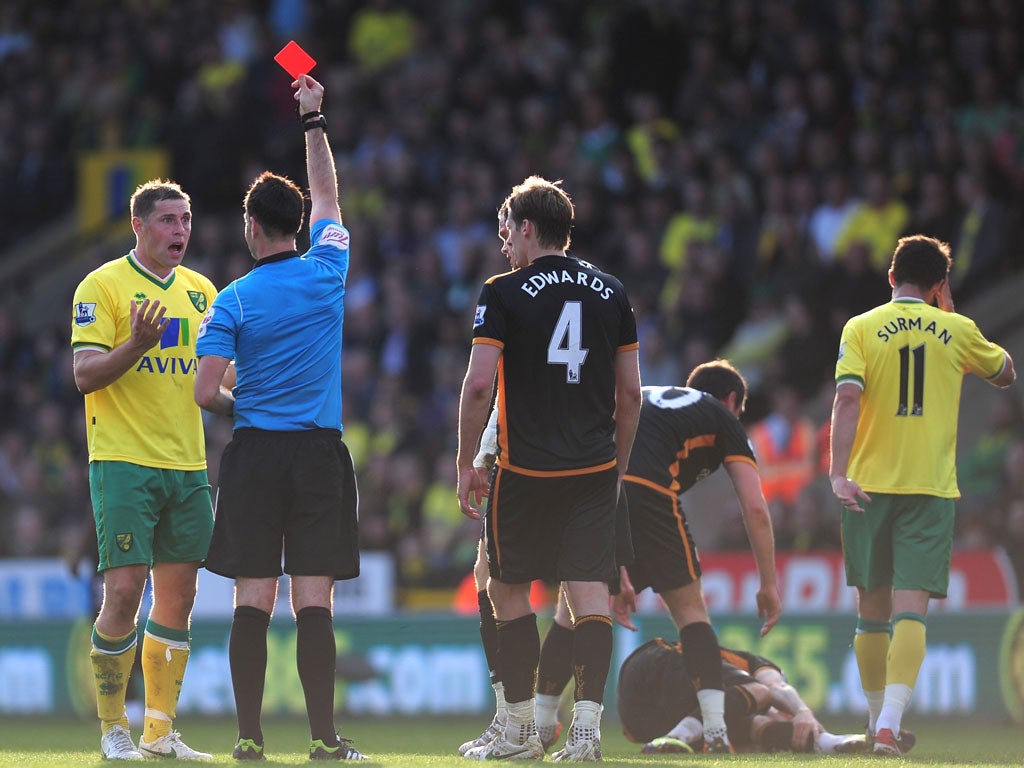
0,716,1020,767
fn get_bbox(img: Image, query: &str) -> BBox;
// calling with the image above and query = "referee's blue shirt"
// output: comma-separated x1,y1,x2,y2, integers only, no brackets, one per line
196,219,350,432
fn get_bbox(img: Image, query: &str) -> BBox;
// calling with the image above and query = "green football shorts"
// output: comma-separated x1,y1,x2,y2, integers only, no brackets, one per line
841,492,955,598
90,461,213,572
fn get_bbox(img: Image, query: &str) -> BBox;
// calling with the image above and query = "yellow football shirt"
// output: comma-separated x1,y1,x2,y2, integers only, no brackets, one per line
835,298,1007,497
71,252,216,470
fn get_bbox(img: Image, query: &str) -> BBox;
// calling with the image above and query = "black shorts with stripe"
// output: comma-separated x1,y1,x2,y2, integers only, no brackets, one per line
622,480,701,594
206,428,360,580
485,465,617,585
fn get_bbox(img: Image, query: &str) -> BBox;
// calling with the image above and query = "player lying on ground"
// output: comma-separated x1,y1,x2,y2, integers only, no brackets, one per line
617,637,914,755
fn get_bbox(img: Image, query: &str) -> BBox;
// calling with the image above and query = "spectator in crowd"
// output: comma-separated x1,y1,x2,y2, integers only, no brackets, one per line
1,0,1023,593
748,384,817,509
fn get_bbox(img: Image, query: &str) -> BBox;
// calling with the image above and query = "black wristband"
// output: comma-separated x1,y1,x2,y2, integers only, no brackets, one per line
303,115,327,132
299,110,322,122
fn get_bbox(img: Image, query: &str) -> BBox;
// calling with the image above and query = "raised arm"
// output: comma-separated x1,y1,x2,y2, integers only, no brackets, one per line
294,74,341,225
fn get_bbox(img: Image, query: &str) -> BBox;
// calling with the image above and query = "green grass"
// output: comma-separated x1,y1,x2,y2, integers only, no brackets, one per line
0,716,1020,767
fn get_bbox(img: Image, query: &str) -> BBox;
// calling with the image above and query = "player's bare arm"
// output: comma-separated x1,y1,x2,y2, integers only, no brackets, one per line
829,382,872,512
725,459,781,635
295,74,341,225
613,348,642,484
73,298,169,394
754,667,823,749
457,344,500,519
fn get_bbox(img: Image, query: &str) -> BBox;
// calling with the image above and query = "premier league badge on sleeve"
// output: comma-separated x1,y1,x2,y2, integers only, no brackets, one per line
74,302,97,326
474,305,486,328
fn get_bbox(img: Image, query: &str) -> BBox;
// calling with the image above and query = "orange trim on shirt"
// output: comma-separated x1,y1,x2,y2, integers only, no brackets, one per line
472,337,504,349
499,458,618,477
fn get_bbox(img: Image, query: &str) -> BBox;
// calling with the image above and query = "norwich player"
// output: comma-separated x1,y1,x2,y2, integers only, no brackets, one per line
72,180,215,760
829,234,1015,756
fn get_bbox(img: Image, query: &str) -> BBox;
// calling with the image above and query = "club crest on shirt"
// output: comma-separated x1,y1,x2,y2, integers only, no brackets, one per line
188,290,208,312
474,305,486,328
115,533,133,552
74,302,97,326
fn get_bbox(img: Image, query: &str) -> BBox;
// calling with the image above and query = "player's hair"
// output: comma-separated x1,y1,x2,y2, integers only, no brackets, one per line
890,235,952,289
687,359,748,410
244,171,305,238
504,176,574,250
130,180,190,220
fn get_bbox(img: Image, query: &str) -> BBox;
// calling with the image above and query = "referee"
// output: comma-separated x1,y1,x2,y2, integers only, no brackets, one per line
194,74,365,761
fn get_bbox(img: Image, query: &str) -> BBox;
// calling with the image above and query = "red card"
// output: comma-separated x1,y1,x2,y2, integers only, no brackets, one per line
274,41,316,78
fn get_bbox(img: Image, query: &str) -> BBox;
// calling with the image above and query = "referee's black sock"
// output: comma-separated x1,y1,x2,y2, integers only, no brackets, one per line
230,605,271,745
679,620,724,692
478,589,501,686
496,613,540,703
537,619,574,696
296,606,338,744
571,615,613,704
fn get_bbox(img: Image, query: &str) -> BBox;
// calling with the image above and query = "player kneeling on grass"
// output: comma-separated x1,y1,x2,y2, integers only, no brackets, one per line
617,638,910,755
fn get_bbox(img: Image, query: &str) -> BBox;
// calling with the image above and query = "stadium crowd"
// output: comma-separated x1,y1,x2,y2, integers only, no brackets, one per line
1,0,1023,593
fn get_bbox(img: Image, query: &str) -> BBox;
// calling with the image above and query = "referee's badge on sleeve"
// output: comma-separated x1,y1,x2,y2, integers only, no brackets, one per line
474,305,486,328
197,308,214,338
319,223,350,250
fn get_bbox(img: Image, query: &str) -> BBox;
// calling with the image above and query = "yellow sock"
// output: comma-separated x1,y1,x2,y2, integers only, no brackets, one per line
91,625,138,733
853,621,891,692
887,614,926,687
142,620,190,742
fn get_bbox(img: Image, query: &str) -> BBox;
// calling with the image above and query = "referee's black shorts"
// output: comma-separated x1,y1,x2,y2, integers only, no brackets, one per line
205,428,360,581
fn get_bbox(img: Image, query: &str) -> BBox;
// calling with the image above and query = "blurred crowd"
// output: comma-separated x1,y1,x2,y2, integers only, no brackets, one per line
1,0,1023,594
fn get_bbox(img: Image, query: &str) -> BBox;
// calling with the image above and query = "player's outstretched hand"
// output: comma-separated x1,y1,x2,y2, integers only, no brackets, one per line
129,298,168,352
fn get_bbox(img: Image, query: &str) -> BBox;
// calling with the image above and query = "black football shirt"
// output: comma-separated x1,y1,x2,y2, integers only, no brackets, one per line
625,386,757,493
472,253,638,473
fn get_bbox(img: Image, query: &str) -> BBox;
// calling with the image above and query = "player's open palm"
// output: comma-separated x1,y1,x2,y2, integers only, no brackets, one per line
130,298,168,351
